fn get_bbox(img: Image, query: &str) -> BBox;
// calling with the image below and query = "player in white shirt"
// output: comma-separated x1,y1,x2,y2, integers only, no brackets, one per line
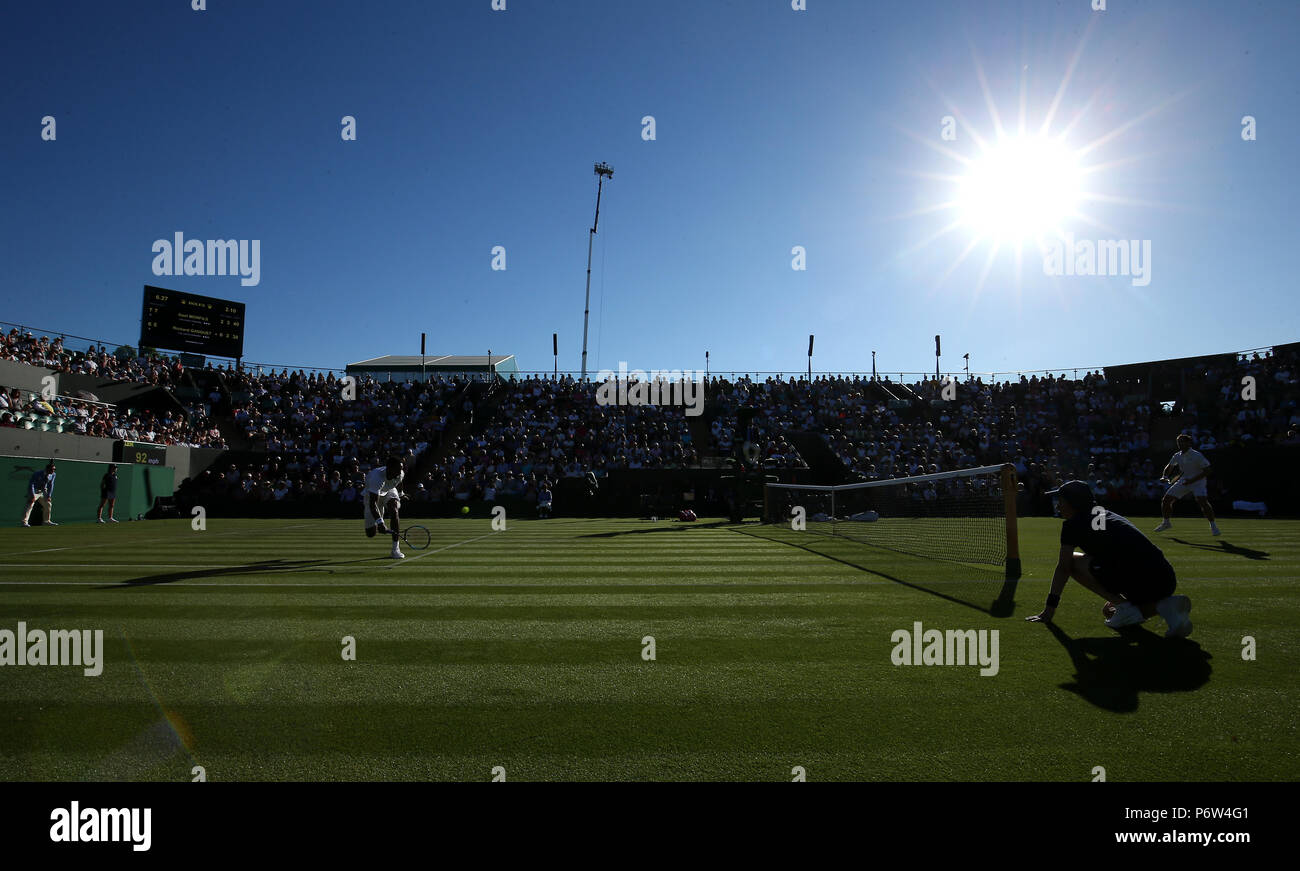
1154,434,1220,535
364,455,406,559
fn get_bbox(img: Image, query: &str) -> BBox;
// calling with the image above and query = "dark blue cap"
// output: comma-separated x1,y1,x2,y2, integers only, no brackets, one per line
1046,480,1095,512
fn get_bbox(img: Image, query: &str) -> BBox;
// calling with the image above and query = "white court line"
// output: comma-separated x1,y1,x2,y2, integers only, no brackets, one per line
0,564,247,569
0,523,314,557
0,531,506,574
0,575,1288,590
383,531,504,568
0,579,886,589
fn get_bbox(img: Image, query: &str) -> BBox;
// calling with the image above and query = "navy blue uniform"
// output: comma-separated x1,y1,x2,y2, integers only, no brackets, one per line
101,472,117,500
29,469,55,498
1061,509,1176,602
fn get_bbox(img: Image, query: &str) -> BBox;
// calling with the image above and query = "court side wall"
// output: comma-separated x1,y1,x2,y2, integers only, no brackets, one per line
2,455,174,527
0,425,222,483
0,426,117,463
0,359,57,395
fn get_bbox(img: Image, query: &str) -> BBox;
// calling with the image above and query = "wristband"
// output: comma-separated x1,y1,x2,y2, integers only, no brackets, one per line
1045,594,1061,608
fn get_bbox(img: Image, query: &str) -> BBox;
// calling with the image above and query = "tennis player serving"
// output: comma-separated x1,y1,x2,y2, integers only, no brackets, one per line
1026,480,1192,638
364,455,405,559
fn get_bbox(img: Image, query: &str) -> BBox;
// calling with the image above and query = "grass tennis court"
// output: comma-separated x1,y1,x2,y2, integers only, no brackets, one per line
1,515,1295,781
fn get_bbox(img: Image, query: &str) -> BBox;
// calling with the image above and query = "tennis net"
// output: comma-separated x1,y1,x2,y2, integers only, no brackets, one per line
763,464,1021,579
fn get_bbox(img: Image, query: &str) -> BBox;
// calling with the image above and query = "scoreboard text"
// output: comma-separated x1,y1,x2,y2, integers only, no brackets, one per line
141,285,246,358
115,440,168,466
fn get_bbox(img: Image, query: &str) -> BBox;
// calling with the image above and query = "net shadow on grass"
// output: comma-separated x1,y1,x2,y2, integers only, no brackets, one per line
1169,537,1269,560
732,524,1018,617
1043,622,1212,713
579,520,733,538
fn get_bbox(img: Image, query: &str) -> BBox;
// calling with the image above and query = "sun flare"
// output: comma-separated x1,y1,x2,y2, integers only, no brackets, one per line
955,135,1083,243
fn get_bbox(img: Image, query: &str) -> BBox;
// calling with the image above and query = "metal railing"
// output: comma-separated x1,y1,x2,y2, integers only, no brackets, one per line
3,320,1292,385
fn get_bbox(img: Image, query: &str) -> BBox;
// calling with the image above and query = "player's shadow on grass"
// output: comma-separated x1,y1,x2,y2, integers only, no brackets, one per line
1169,537,1269,560
101,559,334,588
1043,622,1212,713
731,526,1018,617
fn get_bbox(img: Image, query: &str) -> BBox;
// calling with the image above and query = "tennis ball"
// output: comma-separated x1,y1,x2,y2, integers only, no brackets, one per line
461,506,470,515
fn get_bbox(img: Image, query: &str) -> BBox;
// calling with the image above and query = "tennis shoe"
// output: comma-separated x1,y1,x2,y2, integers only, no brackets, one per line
1104,601,1145,629
1156,595,1193,638
1153,520,1172,532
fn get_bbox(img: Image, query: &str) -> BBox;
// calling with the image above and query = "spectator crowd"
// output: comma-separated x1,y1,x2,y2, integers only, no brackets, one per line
5,318,1297,514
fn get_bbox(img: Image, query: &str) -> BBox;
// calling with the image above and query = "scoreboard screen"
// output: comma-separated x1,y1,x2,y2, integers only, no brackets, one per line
115,440,168,466
140,285,246,358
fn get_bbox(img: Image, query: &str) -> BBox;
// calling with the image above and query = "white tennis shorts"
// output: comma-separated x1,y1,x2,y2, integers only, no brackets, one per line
1167,479,1208,500
363,491,400,528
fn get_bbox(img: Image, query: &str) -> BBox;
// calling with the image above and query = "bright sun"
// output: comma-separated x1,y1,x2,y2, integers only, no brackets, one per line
955,135,1083,242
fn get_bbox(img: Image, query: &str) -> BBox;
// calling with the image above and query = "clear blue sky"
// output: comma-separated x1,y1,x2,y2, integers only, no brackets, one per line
3,0,1296,377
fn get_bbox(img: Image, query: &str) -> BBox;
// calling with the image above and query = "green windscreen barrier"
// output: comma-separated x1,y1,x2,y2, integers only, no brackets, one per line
1,456,174,527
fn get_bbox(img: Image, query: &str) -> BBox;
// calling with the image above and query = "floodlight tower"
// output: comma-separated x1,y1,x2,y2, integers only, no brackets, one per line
580,162,614,381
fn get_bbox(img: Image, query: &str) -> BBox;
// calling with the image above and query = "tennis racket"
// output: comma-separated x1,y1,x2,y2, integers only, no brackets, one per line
402,525,430,550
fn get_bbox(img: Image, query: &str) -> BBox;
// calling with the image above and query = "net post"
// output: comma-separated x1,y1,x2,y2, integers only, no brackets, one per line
1001,464,1021,580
